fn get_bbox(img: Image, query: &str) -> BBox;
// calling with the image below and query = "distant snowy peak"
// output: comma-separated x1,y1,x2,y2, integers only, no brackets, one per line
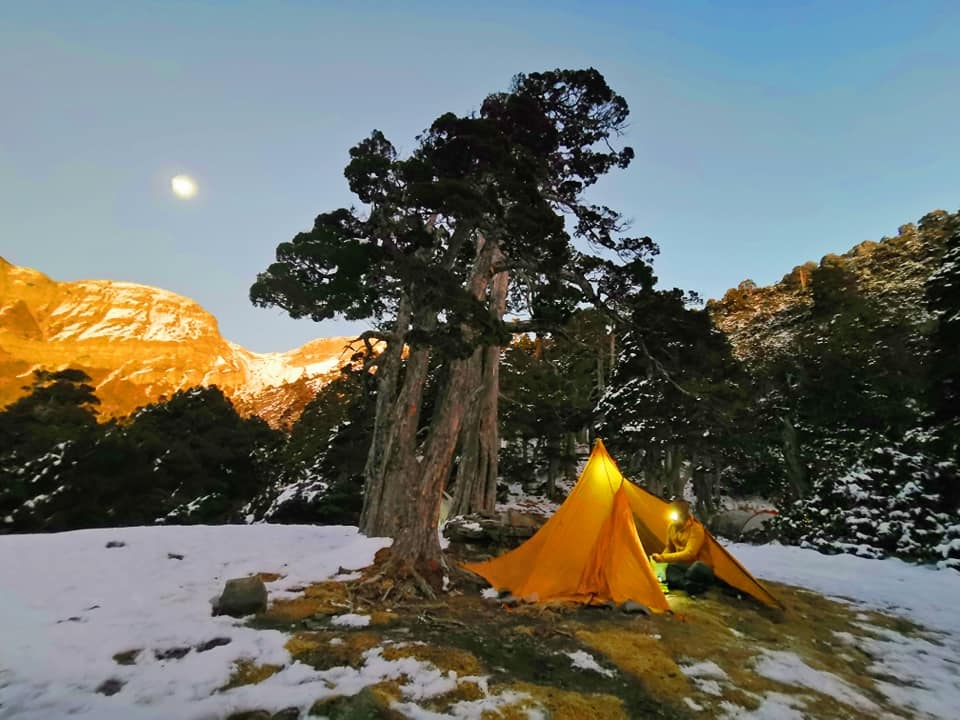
0,257,358,427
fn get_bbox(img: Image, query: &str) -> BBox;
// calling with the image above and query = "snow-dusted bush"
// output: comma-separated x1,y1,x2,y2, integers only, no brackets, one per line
774,436,958,568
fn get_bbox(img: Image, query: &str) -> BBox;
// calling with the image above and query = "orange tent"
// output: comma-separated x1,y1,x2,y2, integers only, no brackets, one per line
464,439,783,611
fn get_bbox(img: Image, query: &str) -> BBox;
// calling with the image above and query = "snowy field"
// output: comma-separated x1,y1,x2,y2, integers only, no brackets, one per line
0,526,958,719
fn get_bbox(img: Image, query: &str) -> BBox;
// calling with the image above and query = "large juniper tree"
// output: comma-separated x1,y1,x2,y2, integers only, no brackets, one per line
251,69,652,588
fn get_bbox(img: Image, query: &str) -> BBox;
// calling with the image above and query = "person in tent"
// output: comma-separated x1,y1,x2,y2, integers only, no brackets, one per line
651,500,715,596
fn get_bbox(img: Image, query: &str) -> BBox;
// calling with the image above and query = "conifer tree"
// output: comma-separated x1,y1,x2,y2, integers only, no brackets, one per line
251,69,653,589
597,290,748,510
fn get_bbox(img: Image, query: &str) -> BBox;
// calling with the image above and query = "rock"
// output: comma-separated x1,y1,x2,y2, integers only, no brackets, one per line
621,600,651,615
167,552,185,560
196,637,232,653
309,687,401,718
112,649,141,665
154,646,191,660
96,678,124,696
212,576,268,617
443,511,547,548
105,540,126,548
499,594,522,607
0,257,358,429
225,710,302,720
270,709,302,720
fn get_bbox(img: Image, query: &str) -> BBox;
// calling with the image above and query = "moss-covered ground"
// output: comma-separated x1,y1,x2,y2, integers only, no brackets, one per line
232,570,936,719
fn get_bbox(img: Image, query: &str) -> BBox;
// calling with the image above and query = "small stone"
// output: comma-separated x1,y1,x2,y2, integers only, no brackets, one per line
621,600,651,615
154,646,191,660
96,678,124,696
271,709,301,720
112,649,141,665
212,576,268,617
499,594,522,607
105,540,126,549
167,552,185,560
196,637,232,653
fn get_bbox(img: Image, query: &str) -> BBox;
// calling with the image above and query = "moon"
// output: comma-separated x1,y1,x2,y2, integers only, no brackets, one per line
170,174,198,199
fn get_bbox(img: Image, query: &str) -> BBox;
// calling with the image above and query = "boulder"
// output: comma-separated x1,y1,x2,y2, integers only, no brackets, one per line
620,600,651,615
443,511,547,548
212,576,268,617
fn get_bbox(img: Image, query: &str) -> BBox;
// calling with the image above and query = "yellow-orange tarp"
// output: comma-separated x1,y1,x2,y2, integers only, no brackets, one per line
464,439,783,611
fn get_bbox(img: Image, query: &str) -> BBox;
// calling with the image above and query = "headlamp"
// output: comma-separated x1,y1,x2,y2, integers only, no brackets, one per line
668,510,679,522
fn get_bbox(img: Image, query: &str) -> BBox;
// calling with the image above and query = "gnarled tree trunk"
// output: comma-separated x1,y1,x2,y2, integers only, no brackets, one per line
450,266,509,517
361,236,499,588
359,298,412,537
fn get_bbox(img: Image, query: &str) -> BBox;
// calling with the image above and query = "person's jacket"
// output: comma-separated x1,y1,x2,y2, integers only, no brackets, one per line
661,518,709,565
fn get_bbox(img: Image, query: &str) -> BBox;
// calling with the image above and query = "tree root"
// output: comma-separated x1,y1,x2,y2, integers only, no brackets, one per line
409,568,437,600
346,548,489,607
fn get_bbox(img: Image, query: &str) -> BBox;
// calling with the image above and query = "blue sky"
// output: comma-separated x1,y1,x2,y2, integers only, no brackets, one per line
1,1,957,352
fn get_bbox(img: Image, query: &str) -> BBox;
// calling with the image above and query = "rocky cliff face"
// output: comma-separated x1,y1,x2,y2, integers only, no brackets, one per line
707,211,952,363
0,256,356,427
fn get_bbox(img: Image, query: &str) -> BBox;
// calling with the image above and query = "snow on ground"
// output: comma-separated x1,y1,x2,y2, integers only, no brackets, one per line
752,649,879,713
681,660,729,696
330,613,372,628
2,525,960,719
0,525,390,720
564,650,615,677
719,691,808,720
726,542,960,719
726,541,960,635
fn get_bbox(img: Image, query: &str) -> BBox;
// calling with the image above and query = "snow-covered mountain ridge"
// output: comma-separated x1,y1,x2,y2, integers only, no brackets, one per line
0,256,356,427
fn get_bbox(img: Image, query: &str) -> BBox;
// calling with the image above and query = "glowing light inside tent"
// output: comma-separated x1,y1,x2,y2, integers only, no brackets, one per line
669,510,679,522
171,174,198,199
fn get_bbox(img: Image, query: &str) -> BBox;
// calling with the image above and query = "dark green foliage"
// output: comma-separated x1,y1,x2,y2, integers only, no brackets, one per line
596,290,752,508
125,387,283,524
730,210,960,567
251,69,651,364
499,310,613,492
925,212,960,473
773,434,957,565
0,370,102,528
0,380,284,532
0,369,100,453
245,367,377,525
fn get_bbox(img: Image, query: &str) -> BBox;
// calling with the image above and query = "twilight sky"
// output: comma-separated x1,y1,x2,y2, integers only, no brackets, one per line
1,1,958,353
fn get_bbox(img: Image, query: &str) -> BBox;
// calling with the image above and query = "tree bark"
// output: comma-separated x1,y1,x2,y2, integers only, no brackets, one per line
368,235,498,584
360,341,432,537
450,265,509,517
359,228,472,538
359,298,411,536
781,415,809,498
